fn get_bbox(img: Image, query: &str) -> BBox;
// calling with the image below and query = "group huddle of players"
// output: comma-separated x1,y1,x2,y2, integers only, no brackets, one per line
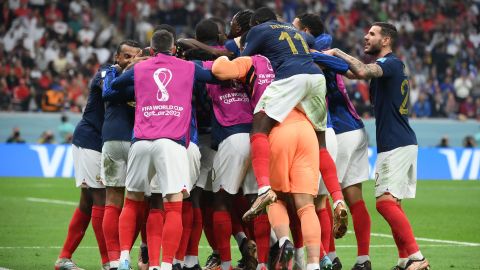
54,6,430,270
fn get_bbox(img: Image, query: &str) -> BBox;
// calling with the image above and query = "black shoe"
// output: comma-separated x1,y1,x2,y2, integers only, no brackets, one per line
140,245,149,264
184,264,202,270
391,266,405,270
205,253,221,270
273,240,294,270
173,263,183,270
240,239,258,270
268,241,280,270
351,260,371,270
332,257,342,270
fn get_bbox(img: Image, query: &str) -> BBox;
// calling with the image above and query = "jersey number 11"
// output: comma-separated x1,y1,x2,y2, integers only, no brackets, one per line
279,31,310,55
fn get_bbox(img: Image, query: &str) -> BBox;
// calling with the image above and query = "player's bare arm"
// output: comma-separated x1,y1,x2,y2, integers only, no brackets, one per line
327,48,383,79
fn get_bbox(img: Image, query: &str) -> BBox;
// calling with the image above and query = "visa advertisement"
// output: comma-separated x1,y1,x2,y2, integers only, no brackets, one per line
0,144,479,180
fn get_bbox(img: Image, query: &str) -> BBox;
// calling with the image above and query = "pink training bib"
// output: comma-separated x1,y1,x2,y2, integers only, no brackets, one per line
250,55,275,109
134,54,195,142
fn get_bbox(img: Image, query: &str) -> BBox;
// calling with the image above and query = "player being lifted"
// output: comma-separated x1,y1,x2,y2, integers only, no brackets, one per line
325,22,430,270
240,6,348,242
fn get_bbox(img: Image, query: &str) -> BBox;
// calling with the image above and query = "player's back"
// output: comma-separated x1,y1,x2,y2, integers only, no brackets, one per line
242,21,321,80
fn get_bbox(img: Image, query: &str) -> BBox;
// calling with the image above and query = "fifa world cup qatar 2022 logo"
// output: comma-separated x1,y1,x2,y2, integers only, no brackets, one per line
153,68,172,102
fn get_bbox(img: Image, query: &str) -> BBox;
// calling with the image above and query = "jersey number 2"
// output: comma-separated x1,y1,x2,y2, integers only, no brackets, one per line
278,32,309,54
399,79,409,115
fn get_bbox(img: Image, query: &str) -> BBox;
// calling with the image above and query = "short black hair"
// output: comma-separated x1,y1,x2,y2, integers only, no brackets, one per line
250,7,276,26
195,19,220,43
296,13,325,37
372,22,398,48
154,24,177,41
151,30,174,53
116,39,141,55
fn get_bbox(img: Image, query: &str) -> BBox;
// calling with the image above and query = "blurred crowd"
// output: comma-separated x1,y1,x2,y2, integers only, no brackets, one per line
1,0,479,120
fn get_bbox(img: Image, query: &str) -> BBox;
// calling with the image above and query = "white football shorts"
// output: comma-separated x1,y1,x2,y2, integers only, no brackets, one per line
101,140,130,187
254,73,327,132
212,133,256,195
374,145,418,200
72,144,104,188
126,139,190,197
336,128,369,189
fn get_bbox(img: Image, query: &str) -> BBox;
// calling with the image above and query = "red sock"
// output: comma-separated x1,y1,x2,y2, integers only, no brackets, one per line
350,200,371,256
213,210,232,262
176,201,193,261
317,208,331,253
147,209,165,267
91,206,109,264
140,201,150,244
392,204,410,258
162,201,183,263
59,208,91,259
186,207,203,256
251,133,271,188
253,214,270,263
103,205,121,262
320,243,327,257
119,198,143,251
326,202,335,253
376,200,419,255
319,149,343,202
288,206,303,249
203,206,217,250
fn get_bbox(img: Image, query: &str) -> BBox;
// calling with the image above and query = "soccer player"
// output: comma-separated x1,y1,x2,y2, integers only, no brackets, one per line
101,39,142,270
267,108,324,270
326,22,430,270
211,51,275,270
105,30,217,270
224,9,254,57
240,8,347,232
54,64,109,270
294,13,373,270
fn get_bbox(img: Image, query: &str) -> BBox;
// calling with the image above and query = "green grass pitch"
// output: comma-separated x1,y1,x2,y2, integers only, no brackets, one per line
0,178,479,269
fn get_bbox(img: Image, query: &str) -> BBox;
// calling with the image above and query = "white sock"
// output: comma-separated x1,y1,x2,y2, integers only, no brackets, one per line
109,260,119,268
220,261,231,270
294,247,305,262
306,263,319,270
258,186,271,195
279,236,290,247
327,251,337,261
356,255,369,264
398,258,408,268
235,232,247,247
409,250,423,260
184,256,198,268
332,200,346,210
120,250,130,263
173,258,180,265
160,262,172,270
256,263,267,270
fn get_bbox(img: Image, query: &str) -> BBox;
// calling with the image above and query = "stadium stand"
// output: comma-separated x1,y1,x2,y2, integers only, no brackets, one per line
0,0,479,121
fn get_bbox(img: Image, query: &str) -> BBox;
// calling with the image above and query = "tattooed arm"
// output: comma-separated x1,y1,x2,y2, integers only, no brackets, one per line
324,48,383,79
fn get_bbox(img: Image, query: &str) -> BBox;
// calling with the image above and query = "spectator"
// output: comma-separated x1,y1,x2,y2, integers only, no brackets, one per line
41,84,64,112
463,135,477,148
37,130,55,144
413,92,431,118
444,92,458,119
12,78,31,111
6,127,25,143
57,114,75,142
431,90,447,118
458,96,476,119
454,69,473,101
437,136,450,148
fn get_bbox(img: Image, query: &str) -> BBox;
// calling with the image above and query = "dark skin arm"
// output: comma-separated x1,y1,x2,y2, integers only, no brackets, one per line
177,38,234,58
